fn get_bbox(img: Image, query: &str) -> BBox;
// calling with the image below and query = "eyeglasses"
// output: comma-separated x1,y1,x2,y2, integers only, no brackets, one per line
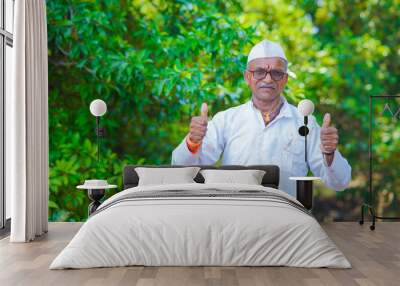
247,69,286,81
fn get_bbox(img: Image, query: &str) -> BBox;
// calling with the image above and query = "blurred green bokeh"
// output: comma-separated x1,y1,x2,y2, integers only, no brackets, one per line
47,0,400,222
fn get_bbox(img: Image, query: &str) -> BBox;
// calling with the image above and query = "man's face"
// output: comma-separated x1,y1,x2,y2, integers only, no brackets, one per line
244,57,288,102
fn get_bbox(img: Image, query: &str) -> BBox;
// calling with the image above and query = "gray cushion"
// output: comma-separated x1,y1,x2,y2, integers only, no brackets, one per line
123,165,280,190
135,167,201,186
200,169,266,185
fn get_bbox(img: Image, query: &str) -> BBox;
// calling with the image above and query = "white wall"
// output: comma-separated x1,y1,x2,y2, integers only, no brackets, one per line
5,43,13,220
4,0,15,221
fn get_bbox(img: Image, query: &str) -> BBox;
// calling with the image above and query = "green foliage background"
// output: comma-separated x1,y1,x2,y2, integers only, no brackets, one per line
47,0,400,222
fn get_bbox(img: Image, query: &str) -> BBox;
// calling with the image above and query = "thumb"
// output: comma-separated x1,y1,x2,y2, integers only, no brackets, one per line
200,102,208,118
322,113,331,128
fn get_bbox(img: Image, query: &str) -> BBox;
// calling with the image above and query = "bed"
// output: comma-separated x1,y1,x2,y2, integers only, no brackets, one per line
50,165,350,269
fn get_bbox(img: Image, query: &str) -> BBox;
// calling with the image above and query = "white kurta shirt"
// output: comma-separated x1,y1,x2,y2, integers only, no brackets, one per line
171,97,352,197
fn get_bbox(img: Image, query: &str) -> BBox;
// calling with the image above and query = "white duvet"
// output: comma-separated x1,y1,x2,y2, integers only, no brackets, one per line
50,183,351,269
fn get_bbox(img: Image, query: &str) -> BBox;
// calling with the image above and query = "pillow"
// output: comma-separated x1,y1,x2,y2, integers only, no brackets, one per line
135,167,201,186
200,169,266,185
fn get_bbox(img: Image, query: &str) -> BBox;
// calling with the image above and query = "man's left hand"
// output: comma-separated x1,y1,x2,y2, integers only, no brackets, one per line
320,113,338,165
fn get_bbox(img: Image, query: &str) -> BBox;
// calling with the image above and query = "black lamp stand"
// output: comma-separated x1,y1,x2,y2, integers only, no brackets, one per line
88,117,106,216
95,116,105,162
298,116,309,162
295,116,314,210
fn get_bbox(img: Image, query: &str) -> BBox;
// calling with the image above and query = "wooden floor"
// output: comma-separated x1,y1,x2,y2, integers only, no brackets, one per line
0,222,399,286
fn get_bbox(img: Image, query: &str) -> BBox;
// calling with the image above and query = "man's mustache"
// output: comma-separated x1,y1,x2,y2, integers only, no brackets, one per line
258,83,276,89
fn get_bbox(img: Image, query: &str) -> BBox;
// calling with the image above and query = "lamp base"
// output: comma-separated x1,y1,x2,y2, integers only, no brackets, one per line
87,189,105,216
296,180,313,210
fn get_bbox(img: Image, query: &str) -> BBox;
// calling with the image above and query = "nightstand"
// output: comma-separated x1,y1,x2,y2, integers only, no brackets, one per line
289,177,320,210
77,180,117,216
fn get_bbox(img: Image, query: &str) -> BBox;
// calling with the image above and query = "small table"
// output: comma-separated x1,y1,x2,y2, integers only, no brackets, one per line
289,177,320,210
77,181,117,216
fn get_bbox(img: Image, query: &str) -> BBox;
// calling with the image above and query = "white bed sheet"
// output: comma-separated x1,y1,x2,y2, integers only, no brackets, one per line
50,183,350,269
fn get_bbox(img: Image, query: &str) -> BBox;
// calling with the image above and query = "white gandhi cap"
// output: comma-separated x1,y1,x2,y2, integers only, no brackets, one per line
247,39,296,77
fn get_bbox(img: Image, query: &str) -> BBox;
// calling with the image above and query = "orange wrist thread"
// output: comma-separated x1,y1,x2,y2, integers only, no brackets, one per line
186,136,201,154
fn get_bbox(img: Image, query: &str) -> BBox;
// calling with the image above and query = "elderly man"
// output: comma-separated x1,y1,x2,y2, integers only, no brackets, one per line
171,39,351,197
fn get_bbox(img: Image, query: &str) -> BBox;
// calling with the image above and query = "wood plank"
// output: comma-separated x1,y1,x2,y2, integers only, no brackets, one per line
0,222,399,286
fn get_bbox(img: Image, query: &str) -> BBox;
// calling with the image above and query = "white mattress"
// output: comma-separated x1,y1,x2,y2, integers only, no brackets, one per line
50,183,350,269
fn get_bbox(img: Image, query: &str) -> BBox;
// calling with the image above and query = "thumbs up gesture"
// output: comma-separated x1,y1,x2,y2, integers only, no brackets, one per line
188,103,208,144
320,113,339,154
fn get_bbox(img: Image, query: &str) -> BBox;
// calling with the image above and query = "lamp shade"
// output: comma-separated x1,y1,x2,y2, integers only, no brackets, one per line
297,99,314,116
90,99,107,117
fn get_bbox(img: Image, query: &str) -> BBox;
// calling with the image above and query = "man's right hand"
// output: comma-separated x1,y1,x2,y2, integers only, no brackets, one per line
188,103,208,144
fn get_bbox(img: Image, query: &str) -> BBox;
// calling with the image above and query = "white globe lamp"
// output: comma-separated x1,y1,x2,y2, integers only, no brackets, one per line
90,99,107,117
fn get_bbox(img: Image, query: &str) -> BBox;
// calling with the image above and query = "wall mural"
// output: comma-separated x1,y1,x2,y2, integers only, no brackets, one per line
46,0,400,222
